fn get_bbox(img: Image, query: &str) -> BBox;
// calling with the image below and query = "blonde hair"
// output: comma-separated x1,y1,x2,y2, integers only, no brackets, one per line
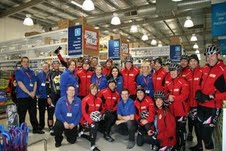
141,62,151,73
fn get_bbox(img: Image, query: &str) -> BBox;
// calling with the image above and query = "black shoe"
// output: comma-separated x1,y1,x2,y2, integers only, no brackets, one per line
189,145,203,151
55,143,61,148
91,146,100,151
187,133,193,141
33,130,45,134
104,134,115,142
49,127,55,136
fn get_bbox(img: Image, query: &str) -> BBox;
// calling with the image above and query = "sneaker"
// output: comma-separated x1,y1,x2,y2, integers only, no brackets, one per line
187,132,193,141
127,141,135,149
33,130,45,134
104,134,115,142
90,146,100,151
50,129,54,136
55,143,61,148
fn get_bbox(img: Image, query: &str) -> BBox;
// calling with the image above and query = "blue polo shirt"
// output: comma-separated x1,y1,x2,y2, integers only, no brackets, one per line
37,71,48,99
60,69,79,97
15,67,37,98
91,74,107,91
55,96,82,125
117,98,135,116
136,74,154,98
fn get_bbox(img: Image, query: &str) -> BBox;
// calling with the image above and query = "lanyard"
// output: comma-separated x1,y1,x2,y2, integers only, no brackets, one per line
95,75,103,86
25,70,32,83
143,75,150,86
42,72,48,82
65,100,73,112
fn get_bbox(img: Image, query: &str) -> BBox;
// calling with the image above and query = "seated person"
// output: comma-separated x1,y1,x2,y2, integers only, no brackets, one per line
134,86,155,146
54,85,82,147
111,89,136,149
148,91,176,150
81,84,103,151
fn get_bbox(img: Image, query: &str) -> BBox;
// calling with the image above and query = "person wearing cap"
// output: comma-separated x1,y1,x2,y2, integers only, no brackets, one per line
77,58,93,99
36,62,50,130
46,59,63,135
103,58,113,76
60,60,79,97
90,56,99,72
164,63,189,151
107,66,123,94
152,58,166,92
54,85,82,148
91,65,108,92
148,91,176,150
163,59,172,87
134,86,155,147
97,79,120,142
185,54,202,143
6,61,21,105
120,56,140,100
15,56,44,134
136,62,154,98
75,57,83,72
111,89,136,149
193,46,226,151
80,84,103,151
180,54,191,81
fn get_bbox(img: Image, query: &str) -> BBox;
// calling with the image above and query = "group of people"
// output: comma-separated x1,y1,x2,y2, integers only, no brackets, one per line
6,45,226,151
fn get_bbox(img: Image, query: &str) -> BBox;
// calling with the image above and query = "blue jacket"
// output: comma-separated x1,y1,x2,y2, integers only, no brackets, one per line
37,71,48,99
15,67,37,98
60,69,79,97
136,74,154,98
91,74,107,91
117,98,135,116
115,76,123,94
55,96,82,125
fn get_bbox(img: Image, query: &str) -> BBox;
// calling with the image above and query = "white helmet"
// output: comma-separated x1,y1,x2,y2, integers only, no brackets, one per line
140,110,149,119
90,111,102,122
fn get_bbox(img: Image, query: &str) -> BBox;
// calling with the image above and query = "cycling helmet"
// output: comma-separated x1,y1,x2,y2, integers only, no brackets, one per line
140,110,149,119
164,59,171,65
90,111,102,122
189,54,199,63
124,56,133,63
204,45,220,56
154,91,166,100
180,54,189,61
136,86,145,93
169,63,181,71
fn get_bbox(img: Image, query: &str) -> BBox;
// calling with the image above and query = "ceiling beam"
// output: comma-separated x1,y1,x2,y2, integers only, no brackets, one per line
0,0,45,18
105,0,121,10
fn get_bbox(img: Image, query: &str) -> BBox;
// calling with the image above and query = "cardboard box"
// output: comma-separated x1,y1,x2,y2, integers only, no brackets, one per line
44,37,51,44
61,38,67,43
25,31,41,37
57,19,74,29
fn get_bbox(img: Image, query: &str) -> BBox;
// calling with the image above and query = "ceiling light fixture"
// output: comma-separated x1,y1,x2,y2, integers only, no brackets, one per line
190,34,197,41
111,13,121,25
23,14,34,26
184,16,194,28
193,43,199,49
151,39,157,45
141,34,148,41
82,0,95,11
158,41,163,47
130,24,138,33
172,0,183,2
195,49,200,54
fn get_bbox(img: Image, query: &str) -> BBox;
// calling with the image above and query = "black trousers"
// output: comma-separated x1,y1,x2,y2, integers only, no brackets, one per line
38,98,47,129
54,120,78,144
17,97,39,130
112,120,137,141
103,111,117,135
175,117,186,150
47,94,60,128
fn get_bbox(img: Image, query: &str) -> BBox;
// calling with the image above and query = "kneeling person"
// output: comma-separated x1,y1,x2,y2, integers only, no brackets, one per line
54,85,82,147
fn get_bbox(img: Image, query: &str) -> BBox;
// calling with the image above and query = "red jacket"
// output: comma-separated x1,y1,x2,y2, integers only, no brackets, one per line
6,73,17,101
156,108,176,147
120,66,140,95
199,61,226,108
81,94,103,124
97,87,120,112
77,69,93,97
165,77,189,117
187,67,202,108
153,67,166,92
103,66,112,76
164,72,171,87
180,66,191,82
134,95,155,125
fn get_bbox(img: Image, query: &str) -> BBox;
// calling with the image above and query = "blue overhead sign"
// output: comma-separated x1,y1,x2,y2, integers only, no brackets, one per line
68,25,82,56
108,39,120,60
219,39,226,55
212,2,226,37
170,45,182,62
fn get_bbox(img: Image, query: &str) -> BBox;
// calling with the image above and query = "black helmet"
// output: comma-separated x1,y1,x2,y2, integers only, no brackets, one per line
164,59,171,65
169,63,181,71
154,91,166,100
204,45,220,56
189,54,199,63
180,54,189,61
108,78,116,84
124,56,133,63
136,86,145,93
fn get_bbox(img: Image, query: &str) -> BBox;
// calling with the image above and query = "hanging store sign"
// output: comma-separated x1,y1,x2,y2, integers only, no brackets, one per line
130,46,170,57
219,39,226,55
212,2,226,37
108,39,120,60
170,45,182,62
68,25,82,56
83,27,99,56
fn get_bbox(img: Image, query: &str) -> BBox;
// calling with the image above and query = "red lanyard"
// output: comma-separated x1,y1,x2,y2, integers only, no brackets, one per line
65,101,73,112
143,75,150,86
25,71,32,80
96,75,102,86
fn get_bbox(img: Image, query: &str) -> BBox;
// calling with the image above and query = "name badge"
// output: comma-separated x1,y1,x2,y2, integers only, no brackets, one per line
67,113,72,117
41,83,45,86
29,83,33,87
145,90,150,94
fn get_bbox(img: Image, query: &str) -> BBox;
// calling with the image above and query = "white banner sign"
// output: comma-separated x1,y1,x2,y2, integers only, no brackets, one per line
85,30,97,45
130,46,170,57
